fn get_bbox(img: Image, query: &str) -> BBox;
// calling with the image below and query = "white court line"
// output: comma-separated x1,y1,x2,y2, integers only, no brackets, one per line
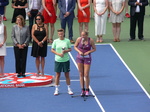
69,52,106,112
110,44,150,99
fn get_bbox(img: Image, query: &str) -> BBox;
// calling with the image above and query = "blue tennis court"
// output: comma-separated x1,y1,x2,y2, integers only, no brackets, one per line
0,44,150,112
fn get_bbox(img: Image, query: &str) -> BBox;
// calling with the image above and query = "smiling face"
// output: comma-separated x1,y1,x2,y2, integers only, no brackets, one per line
16,17,22,25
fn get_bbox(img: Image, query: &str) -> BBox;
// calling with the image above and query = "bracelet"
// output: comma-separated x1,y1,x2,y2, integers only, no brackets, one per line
41,41,44,44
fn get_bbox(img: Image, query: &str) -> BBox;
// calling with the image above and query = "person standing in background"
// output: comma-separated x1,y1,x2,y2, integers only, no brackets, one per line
0,0,9,20
77,0,90,36
93,0,108,43
109,0,125,42
11,15,30,77
27,0,43,43
58,0,76,44
0,14,7,77
31,15,48,77
11,0,28,23
128,0,148,41
42,0,57,43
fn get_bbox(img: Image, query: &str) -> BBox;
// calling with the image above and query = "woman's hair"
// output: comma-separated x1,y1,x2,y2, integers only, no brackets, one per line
16,15,25,27
82,29,89,36
35,14,44,24
57,28,64,32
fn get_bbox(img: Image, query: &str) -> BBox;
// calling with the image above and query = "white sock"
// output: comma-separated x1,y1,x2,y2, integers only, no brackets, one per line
67,85,71,90
55,85,59,90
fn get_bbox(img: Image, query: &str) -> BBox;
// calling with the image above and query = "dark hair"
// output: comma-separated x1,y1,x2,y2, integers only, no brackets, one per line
57,28,64,32
35,14,44,23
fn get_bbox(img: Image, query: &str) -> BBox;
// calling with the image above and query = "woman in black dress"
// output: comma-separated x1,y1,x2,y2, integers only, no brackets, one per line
31,15,48,77
11,0,28,23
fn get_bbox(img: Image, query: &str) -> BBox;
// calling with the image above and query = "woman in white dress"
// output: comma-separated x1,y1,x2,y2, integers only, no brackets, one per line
109,0,125,42
0,14,7,77
94,0,108,43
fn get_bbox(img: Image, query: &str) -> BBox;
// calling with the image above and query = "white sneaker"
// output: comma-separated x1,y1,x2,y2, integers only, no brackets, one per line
68,88,73,95
54,88,59,96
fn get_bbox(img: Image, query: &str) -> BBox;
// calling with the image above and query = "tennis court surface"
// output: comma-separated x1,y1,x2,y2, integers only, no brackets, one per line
0,44,150,112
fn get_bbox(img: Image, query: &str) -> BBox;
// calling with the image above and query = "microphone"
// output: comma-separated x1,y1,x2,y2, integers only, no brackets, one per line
62,47,66,54
62,47,66,51
81,38,84,57
81,38,84,45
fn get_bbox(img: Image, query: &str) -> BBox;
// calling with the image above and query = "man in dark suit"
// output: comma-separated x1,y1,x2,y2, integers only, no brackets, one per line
58,0,76,43
128,0,148,41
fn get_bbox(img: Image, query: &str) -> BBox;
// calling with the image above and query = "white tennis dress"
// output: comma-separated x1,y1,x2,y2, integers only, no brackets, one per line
0,23,6,56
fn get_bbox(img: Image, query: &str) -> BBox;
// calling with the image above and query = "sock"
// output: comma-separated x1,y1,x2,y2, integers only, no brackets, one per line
82,88,85,91
86,88,89,92
55,85,59,89
67,85,71,90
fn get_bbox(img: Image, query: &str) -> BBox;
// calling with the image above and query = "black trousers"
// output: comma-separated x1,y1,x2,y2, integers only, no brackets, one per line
14,46,28,74
29,10,39,41
130,13,144,39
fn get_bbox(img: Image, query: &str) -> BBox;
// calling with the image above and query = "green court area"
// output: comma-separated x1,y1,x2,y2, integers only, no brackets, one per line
3,3,150,94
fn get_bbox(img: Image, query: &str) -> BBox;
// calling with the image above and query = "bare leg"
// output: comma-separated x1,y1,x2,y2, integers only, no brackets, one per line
36,57,40,76
79,23,83,36
84,64,90,89
0,57,4,77
77,63,84,89
116,23,121,41
41,57,45,76
84,22,89,32
55,72,61,85
65,72,71,85
112,23,117,41
50,23,55,43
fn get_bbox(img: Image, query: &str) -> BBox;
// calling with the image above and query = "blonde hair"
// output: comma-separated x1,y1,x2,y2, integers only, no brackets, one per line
16,15,26,27
82,29,89,36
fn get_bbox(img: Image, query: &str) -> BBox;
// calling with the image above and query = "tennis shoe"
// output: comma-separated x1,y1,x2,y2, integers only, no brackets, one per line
68,88,73,95
80,90,85,96
85,91,89,97
54,88,59,96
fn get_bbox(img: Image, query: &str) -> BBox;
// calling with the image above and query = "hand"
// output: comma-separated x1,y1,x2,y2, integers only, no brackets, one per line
17,44,24,49
64,12,70,17
18,5,21,8
82,11,87,17
59,53,64,57
0,43,3,48
37,12,41,15
48,12,52,16
135,2,140,5
84,51,89,56
27,12,31,17
21,44,26,48
79,51,84,56
38,42,43,47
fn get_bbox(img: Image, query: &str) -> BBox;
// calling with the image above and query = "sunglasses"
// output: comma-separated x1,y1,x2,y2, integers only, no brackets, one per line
36,18,41,20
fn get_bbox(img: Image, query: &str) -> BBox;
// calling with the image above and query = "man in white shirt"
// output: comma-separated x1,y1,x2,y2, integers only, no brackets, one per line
27,0,43,42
